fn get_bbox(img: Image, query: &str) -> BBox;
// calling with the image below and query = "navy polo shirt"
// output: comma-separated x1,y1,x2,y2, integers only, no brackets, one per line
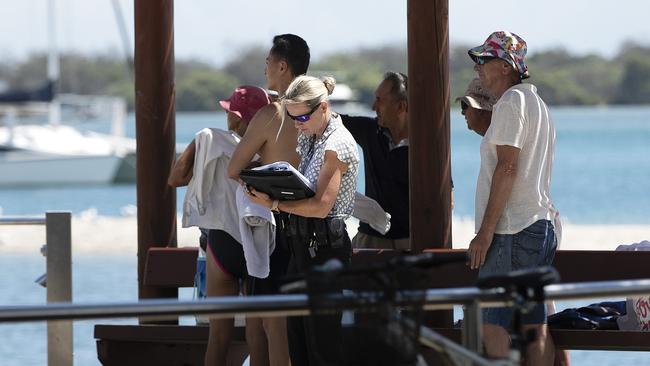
341,115,409,239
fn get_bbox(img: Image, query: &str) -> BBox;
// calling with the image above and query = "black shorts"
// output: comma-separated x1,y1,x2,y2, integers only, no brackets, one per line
247,215,291,295
207,229,247,280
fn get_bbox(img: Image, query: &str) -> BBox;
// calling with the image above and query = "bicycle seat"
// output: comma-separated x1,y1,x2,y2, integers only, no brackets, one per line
476,266,560,291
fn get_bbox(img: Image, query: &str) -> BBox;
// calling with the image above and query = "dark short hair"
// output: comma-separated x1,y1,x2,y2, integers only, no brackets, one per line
382,71,408,102
270,34,310,76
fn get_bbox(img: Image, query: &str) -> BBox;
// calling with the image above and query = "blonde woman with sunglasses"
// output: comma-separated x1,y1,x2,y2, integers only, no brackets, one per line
246,75,359,366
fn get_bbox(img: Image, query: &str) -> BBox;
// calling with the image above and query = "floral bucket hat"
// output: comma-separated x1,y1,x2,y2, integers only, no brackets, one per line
468,31,530,79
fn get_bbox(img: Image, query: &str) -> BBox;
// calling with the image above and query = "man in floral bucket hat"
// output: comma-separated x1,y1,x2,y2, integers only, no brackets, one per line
468,31,530,80
466,32,560,366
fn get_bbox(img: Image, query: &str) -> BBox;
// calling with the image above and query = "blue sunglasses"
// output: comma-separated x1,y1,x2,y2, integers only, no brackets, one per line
286,103,321,123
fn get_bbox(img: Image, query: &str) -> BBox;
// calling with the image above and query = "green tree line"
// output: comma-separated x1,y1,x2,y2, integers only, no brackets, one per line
1,42,649,111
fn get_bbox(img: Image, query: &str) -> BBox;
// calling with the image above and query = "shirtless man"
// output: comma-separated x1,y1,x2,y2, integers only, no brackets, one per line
227,33,310,366
228,34,309,175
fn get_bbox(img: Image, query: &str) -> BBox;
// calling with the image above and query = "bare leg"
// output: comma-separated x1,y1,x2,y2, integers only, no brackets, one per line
553,342,570,366
523,324,555,366
246,317,270,366
263,316,291,366
547,302,570,366
483,324,510,359
204,249,239,366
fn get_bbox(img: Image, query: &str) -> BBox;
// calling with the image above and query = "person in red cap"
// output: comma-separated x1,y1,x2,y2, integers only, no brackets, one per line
220,86,274,138
169,84,270,184
168,85,271,366
466,31,560,366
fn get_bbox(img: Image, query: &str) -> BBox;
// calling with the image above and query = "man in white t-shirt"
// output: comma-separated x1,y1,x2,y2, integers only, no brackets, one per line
467,31,559,366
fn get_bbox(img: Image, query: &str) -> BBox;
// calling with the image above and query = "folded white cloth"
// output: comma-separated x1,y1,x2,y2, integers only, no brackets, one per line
236,186,276,279
353,192,391,235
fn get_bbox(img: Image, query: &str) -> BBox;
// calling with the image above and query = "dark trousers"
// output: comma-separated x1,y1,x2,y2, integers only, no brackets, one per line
281,215,352,366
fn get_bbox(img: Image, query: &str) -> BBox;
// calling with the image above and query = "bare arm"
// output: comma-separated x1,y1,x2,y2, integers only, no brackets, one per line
247,151,348,218
227,104,278,180
167,140,196,187
468,144,520,269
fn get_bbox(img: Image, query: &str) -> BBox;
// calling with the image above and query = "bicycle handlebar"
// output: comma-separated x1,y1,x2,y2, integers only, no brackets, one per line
280,251,469,293
389,251,468,270
311,251,469,277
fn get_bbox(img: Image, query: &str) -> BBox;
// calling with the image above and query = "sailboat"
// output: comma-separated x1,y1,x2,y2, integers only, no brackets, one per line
0,0,137,187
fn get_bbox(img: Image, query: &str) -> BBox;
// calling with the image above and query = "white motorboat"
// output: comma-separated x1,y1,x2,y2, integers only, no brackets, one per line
0,0,137,187
0,95,137,187
327,83,368,115
0,150,124,186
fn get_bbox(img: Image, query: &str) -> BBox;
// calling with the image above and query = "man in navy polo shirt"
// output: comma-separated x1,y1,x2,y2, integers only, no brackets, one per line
341,72,410,250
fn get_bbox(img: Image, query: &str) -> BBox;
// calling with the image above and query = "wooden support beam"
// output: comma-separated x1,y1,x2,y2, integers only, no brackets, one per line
134,0,178,308
407,0,452,328
407,0,452,252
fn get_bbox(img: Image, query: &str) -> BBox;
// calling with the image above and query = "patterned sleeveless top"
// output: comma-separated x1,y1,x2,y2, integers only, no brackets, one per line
296,113,359,218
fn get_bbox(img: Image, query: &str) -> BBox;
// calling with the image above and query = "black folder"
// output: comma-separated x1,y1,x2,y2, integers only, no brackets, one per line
239,169,315,200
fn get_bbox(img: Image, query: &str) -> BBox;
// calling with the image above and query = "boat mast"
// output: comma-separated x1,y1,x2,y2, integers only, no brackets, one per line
110,0,134,79
47,0,61,126
109,0,132,140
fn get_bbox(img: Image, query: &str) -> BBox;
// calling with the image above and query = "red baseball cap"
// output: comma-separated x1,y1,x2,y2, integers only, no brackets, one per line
219,86,271,123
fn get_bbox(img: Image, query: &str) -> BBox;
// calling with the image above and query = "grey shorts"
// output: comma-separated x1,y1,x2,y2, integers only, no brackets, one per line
478,219,557,328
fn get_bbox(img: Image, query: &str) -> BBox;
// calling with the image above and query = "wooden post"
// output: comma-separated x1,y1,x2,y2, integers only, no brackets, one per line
407,0,452,327
134,0,178,313
407,0,452,253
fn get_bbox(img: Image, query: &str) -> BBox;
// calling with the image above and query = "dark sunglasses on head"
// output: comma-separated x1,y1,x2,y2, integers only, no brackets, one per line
286,103,321,123
476,56,497,65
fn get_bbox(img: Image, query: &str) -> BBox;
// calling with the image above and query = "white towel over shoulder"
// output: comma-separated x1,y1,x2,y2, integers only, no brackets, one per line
182,128,242,242
236,186,276,278
353,192,391,235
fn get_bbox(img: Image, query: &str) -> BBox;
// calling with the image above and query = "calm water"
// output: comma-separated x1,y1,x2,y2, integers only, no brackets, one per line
1,106,650,365
1,107,649,223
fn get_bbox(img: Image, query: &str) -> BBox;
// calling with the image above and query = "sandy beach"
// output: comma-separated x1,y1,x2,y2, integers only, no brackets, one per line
1,213,648,255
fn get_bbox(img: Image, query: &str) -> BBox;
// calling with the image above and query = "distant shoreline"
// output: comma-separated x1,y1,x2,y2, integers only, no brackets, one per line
1,215,648,254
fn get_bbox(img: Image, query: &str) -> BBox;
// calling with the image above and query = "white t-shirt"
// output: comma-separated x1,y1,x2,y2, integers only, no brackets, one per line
475,83,556,234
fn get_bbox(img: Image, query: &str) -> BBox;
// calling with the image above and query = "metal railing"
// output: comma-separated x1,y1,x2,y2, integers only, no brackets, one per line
1,279,649,322
0,216,46,225
2,220,650,364
0,212,72,366
0,261,649,363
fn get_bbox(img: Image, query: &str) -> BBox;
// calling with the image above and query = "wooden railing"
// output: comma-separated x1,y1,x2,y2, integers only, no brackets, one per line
92,247,650,365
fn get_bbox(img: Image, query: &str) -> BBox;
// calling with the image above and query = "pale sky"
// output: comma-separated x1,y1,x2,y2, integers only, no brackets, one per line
0,0,648,65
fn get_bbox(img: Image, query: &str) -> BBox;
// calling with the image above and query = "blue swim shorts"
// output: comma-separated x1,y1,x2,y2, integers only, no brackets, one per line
478,219,558,328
